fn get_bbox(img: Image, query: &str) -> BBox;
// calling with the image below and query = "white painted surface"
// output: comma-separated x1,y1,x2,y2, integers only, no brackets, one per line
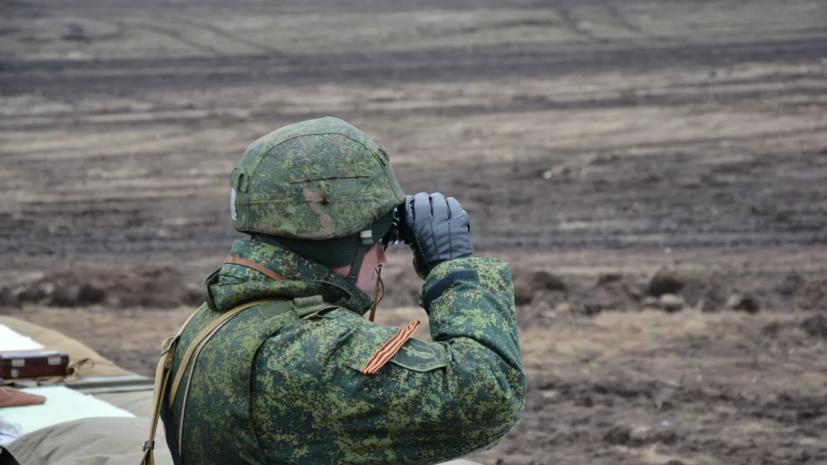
0,325,44,352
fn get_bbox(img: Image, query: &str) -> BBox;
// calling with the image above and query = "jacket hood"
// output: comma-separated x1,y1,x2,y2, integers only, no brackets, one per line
203,239,374,315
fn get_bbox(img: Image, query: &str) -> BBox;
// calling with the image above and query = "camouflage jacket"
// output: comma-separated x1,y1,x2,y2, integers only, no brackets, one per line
162,239,525,464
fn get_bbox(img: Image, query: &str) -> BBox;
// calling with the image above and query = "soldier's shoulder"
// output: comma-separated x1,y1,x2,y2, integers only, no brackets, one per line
318,307,398,337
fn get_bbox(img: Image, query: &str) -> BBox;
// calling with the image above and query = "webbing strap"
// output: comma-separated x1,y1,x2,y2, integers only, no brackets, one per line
293,295,335,318
139,309,199,465
167,299,277,409
347,230,374,284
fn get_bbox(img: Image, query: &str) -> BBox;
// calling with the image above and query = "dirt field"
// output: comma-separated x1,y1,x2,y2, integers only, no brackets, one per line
2,0,827,463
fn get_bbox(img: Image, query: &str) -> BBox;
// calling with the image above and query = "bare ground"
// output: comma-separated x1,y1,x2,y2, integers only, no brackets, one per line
2,0,827,463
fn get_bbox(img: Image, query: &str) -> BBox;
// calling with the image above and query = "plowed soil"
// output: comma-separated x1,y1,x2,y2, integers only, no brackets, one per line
2,0,827,463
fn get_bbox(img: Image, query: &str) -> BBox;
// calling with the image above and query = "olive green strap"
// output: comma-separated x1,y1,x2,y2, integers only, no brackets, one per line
293,295,337,318
167,299,276,409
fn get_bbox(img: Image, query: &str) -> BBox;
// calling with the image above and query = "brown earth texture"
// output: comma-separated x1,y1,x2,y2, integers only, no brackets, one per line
3,0,827,463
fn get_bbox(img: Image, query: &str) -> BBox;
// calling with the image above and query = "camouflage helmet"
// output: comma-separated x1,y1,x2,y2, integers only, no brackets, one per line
230,117,405,279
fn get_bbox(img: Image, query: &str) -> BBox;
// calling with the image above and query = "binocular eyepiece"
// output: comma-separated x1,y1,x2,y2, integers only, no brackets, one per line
381,204,409,247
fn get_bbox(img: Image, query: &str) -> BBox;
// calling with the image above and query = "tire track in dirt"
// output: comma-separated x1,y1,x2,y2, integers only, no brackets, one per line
163,16,288,57
598,0,645,36
117,19,226,57
5,80,826,133
555,5,602,43
4,35,827,98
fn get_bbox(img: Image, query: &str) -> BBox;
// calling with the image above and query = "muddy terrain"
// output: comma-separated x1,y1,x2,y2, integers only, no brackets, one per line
2,0,827,463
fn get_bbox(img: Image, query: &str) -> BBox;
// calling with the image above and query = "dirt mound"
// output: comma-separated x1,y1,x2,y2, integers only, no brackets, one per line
775,273,806,297
724,293,760,314
3,263,819,322
580,274,645,316
799,279,827,311
512,268,568,307
0,266,203,310
801,315,827,340
648,269,685,297
508,268,827,327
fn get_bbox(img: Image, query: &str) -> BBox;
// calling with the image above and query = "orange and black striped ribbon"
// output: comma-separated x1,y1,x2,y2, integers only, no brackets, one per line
361,321,421,375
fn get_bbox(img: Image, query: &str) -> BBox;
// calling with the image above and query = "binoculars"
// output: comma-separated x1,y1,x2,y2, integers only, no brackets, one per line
381,203,409,248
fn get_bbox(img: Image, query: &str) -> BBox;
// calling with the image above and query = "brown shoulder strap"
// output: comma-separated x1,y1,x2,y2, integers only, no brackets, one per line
224,257,286,282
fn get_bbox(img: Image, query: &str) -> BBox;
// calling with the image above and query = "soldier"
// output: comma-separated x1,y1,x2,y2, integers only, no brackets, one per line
143,117,525,465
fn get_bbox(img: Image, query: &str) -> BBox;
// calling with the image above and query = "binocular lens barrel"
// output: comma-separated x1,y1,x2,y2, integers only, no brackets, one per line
382,221,409,246
382,208,410,246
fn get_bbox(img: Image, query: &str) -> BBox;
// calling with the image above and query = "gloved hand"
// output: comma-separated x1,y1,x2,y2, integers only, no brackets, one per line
401,192,473,279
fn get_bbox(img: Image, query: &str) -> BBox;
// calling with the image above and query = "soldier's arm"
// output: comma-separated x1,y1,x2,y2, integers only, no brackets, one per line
334,256,524,462
418,256,525,447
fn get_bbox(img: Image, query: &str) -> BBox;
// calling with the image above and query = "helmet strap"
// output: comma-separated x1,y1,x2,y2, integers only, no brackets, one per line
347,230,374,285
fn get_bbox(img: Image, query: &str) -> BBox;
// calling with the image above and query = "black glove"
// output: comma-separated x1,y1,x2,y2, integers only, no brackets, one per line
401,192,473,279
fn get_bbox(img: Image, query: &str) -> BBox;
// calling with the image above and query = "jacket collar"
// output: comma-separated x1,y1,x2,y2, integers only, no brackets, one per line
203,239,373,316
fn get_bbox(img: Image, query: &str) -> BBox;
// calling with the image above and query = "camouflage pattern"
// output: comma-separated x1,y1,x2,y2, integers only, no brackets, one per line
231,117,406,239
163,239,525,464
